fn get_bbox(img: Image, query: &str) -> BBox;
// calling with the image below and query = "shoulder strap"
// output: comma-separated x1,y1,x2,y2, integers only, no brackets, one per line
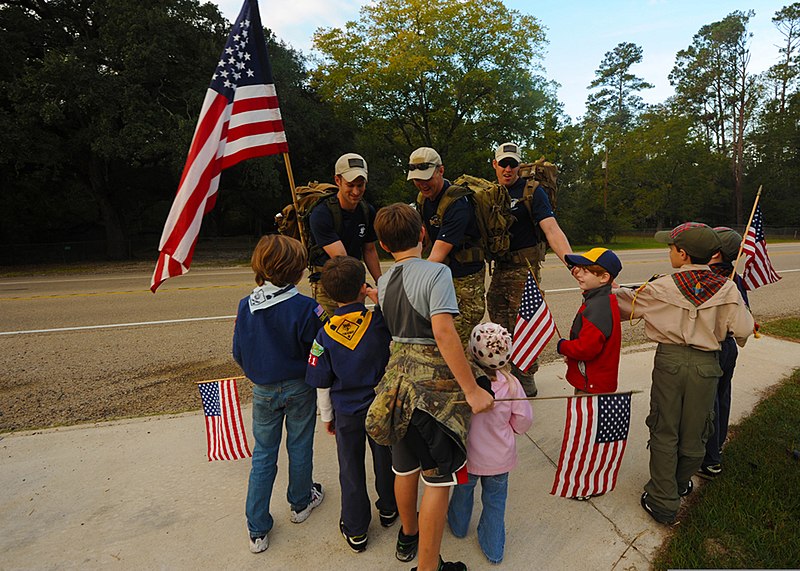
436,184,472,221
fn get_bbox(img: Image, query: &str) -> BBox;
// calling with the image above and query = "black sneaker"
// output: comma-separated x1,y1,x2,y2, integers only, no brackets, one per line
697,463,722,480
678,479,693,497
412,556,467,571
379,509,399,528
395,526,419,562
640,492,677,525
339,520,368,553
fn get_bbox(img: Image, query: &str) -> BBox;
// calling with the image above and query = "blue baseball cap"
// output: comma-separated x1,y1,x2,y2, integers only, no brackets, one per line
564,247,622,279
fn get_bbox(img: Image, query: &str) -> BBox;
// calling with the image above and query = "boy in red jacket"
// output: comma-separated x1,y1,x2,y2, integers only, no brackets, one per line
556,248,623,395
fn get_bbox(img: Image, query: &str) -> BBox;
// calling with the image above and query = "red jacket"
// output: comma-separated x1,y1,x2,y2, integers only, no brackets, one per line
557,284,621,394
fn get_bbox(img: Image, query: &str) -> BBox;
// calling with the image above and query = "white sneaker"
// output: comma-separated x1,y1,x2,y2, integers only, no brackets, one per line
249,534,269,553
290,483,324,523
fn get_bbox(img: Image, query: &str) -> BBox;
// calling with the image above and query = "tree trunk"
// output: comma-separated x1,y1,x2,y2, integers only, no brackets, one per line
87,157,128,260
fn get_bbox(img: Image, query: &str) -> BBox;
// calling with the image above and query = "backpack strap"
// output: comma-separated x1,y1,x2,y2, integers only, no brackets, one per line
419,185,483,264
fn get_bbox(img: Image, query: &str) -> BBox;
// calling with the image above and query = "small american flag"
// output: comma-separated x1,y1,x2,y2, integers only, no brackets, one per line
551,393,630,498
742,205,781,291
151,0,289,292
510,272,556,372
198,379,252,461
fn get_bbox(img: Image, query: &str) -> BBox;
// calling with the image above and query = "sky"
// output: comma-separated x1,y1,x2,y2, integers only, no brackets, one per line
212,0,788,120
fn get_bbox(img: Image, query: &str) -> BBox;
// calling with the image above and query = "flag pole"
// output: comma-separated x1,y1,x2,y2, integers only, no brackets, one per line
455,389,643,404
729,185,763,280
282,152,309,250
525,258,563,339
196,376,246,385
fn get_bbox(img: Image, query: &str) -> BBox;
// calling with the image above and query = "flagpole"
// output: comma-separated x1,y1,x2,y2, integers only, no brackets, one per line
196,376,246,385
525,258,563,339
454,389,643,404
729,185,762,280
282,152,310,250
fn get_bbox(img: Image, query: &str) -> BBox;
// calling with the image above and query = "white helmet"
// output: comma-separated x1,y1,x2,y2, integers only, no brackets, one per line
469,322,512,370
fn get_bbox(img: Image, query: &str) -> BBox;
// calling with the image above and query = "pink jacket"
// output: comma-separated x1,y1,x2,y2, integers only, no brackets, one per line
465,370,534,476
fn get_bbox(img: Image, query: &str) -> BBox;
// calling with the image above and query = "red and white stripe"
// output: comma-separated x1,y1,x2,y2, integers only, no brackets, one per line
550,396,626,498
510,303,556,372
151,83,287,292
742,230,781,291
205,379,252,462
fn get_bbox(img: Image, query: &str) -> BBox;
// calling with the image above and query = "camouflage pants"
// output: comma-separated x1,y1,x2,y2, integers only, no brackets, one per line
486,258,542,397
453,267,486,347
310,279,336,321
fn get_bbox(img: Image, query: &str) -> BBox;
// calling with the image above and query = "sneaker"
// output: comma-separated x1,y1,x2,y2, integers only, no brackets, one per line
697,464,722,480
395,526,419,562
412,557,467,571
290,482,324,523
249,534,269,553
640,492,676,525
679,479,694,497
340,520,368,553
379,509,399,528
572,496,591,501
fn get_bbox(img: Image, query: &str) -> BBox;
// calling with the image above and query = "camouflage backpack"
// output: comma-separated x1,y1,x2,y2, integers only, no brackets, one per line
418,175,514,263
275,182,368,267
518,157,559,247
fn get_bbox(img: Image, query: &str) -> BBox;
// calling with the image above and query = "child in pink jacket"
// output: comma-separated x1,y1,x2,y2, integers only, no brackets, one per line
447,323,533,564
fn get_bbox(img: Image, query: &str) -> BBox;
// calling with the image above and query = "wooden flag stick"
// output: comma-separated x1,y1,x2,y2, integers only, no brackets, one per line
282,152,309,250
524,258,563,339
729,185,763,280
195,376,246,385
455,389,644,404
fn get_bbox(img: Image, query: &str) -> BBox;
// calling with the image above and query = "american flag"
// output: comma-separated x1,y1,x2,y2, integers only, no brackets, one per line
742,205,781,291
151,0,288,292
198,379,252,461
551,393,630,498
510,272,556,372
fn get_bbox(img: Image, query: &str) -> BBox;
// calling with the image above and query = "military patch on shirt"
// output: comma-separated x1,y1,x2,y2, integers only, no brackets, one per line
326,309,373,350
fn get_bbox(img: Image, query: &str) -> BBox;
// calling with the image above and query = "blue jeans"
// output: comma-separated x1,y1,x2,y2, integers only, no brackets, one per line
245,378,316,538
447,472,509,564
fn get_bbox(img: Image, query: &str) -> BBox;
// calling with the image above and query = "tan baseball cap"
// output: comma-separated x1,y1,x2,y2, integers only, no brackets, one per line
407,147,442,181
495,142,522,163
335,153,368,182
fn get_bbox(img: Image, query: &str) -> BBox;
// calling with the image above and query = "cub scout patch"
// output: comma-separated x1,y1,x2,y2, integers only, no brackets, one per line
326,309,373,350
308,339,324,367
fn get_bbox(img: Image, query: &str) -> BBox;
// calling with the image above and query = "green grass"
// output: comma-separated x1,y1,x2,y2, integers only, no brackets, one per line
653,318,800,569
761,317,800,341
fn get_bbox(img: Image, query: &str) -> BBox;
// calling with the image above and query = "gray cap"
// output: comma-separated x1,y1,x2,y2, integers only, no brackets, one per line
335,153,368,182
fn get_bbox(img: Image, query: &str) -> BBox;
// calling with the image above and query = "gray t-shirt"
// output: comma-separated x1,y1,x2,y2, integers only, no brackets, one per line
377,258,459,345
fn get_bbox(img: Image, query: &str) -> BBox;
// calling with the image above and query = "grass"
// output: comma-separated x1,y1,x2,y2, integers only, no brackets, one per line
653,317,800,570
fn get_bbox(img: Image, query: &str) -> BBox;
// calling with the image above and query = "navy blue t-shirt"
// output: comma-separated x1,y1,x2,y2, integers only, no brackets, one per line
308,198,377,267
507,177,555,251
421,180,483,278
305,302,391,415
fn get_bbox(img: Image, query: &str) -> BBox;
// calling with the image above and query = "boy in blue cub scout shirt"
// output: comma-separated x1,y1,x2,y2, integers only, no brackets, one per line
232,235,326,554
305,256,398,553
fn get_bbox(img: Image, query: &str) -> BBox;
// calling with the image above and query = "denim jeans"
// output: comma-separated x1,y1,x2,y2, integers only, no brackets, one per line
245,378,317,538
447,472,509,564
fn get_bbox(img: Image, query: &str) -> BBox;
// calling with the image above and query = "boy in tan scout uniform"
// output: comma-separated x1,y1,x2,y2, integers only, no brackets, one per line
614,223,754,525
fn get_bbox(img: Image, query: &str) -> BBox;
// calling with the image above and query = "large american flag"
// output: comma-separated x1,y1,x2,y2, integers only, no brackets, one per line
742,205,781,291
198,379,252,461
551,393,630,498
151,0,288,292
510,272,556,372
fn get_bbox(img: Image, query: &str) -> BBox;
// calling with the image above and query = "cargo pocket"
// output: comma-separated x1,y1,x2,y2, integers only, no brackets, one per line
645,403,660,448
696,362,723,380
700,410,716,445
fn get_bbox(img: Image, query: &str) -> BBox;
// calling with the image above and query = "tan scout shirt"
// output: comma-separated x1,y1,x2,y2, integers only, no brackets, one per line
614,264,754,351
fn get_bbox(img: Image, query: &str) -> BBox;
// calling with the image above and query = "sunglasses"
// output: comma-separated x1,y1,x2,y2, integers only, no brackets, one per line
408,162,439,171
498,158,519,169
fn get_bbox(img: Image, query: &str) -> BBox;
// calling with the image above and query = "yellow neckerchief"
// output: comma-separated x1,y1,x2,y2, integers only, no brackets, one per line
325,308,373,350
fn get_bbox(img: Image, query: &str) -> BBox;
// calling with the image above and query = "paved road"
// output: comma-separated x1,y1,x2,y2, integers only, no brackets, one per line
1,244,798,391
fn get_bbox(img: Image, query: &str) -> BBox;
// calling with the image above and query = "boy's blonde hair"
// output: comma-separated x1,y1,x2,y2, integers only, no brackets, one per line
251,234,306,287
374,203,422,253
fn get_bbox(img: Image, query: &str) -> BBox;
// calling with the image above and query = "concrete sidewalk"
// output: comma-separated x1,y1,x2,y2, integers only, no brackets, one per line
2,337,798,571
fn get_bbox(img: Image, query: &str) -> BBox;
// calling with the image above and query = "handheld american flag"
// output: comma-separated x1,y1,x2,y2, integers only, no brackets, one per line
551,393,630,498
198,379,252,461
742,205,781,291
510,272,556,372
151,0,288,292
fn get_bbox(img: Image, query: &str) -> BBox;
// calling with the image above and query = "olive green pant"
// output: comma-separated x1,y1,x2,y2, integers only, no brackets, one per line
453,267,486,348
645,344,721,518
310,280,336,321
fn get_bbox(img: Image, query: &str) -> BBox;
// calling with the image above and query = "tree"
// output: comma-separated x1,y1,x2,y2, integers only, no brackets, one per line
767,3,800,114
586,42,653,129
670,11,760,224
310,0,558,196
